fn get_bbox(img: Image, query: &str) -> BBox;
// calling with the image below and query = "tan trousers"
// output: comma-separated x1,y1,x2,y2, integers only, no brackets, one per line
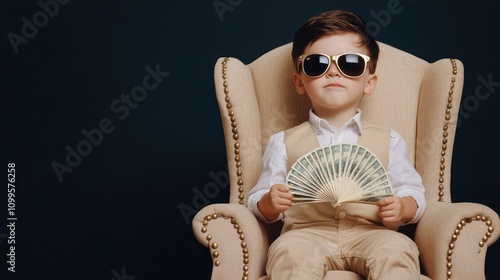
266,203,420,280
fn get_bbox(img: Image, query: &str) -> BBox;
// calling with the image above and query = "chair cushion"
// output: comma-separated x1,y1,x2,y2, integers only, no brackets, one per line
323,270,364,280
258,270,431,280
257,270,366,280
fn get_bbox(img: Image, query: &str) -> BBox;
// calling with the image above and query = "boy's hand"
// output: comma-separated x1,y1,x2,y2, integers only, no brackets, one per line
257,184,294,221
377,196,417,225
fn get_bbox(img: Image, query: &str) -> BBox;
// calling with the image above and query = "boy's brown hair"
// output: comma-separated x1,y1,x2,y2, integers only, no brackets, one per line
292,10,379,74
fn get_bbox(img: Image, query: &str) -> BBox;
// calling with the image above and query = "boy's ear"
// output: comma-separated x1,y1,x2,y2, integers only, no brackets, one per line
293,72,307,95
363,73,378,96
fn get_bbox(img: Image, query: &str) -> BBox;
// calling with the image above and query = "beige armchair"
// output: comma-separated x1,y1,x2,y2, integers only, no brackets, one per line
192,42,500,280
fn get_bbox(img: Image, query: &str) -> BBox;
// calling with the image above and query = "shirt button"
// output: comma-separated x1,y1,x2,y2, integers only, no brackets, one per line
339,211,346,218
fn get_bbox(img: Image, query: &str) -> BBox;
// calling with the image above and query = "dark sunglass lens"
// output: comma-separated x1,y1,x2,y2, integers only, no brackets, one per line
338,54,365,77
304,54,329,76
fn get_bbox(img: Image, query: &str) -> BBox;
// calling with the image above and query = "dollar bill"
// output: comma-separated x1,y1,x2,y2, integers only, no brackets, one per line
286,143,393,205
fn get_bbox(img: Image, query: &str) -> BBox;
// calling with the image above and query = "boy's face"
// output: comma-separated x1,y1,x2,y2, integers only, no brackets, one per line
293,32,377,120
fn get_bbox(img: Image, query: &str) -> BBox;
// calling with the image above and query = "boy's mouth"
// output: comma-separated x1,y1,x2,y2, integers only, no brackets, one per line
325,82,343,88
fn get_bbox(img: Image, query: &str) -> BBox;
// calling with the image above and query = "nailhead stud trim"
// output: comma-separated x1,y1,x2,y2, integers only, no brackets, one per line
440,59,495,278
200,58,249,279
446,215,494,279
221,58,245,205
201,214,249,280
439,58,457,202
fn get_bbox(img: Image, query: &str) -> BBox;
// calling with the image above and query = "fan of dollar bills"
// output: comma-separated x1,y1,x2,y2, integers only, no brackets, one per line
286,143,393,207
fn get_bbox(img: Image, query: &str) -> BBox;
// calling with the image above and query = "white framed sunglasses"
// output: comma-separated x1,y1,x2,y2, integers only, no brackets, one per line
299,53,371,78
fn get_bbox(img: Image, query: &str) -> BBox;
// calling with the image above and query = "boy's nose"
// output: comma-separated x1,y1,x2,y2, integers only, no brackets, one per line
326,60,341,77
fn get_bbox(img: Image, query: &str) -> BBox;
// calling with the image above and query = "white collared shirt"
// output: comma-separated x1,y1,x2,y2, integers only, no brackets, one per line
247,109,426,225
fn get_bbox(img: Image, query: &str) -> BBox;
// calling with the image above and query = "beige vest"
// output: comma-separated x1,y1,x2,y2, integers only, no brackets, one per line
285,120,390,172
281,120,392,233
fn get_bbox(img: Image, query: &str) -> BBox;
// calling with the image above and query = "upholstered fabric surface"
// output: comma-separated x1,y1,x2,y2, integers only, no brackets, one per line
193,42,500,280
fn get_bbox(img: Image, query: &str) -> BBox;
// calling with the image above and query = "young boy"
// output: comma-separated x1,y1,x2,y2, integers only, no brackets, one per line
247,10,426,279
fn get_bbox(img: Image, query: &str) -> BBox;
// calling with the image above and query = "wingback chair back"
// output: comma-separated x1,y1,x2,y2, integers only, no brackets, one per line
215,42,459,205
194,41,500,280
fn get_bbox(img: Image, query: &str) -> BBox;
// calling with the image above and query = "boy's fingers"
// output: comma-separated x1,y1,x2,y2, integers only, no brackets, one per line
377,198,388,206
276,183,291,192
377,196,396,206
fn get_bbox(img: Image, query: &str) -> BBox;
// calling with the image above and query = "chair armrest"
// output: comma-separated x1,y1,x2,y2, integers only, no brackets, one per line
192,203,271,280
415,201,500,280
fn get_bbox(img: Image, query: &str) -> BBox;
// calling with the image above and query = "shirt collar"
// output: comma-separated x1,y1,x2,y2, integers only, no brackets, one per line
308,108,363,135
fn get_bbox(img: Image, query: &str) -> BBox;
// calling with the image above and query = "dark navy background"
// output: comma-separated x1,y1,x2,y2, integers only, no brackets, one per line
1,0,499,279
